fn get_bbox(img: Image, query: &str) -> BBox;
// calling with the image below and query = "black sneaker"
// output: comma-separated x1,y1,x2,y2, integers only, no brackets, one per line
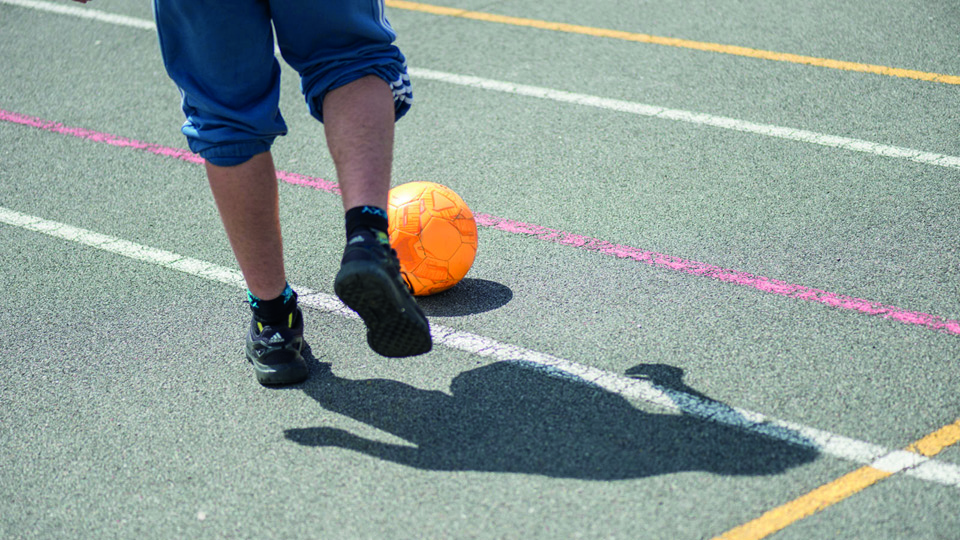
334,229,432,357
245,307,308,385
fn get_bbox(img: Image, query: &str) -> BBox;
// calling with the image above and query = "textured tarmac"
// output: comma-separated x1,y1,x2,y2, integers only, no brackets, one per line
1,1,958,539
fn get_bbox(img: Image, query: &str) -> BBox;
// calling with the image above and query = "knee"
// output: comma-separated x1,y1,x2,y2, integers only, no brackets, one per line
302,54,412,124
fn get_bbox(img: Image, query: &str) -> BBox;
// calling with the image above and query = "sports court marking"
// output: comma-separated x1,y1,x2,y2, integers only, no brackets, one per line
7,0,960,172
407,67,960,170
3,108,960,339
0,0,154,29
385,0,960,86
8,2,959,535
2,203,960,493
716,418,960,539
7,0,960,89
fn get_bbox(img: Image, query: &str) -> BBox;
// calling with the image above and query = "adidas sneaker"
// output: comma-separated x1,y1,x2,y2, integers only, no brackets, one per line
245,307,308,385
334,229,432,357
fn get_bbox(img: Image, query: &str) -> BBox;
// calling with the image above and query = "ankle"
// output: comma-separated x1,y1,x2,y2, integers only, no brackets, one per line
248,283,298,326
344,205,388,239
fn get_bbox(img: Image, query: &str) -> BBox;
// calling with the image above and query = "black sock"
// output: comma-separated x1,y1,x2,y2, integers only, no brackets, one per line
344,205,388,240
248,283,298,327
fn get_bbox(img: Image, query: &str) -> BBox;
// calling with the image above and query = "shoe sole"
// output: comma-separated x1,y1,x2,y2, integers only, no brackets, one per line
334,261,432,357
246,350,309,385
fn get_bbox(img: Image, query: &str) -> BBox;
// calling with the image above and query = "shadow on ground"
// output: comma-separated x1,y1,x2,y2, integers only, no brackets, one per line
286,359,818,480
415,278,513,317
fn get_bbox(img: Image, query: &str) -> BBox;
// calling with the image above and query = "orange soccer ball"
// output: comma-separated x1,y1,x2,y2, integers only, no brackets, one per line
387,181,478,296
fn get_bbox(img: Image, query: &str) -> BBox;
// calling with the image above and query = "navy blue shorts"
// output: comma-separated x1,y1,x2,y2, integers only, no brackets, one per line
153,0,413,166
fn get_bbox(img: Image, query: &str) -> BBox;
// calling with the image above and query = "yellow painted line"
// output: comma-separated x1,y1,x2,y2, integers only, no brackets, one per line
907,419,960,457
386,0,960,85
715,467,892,540
715,418,960,540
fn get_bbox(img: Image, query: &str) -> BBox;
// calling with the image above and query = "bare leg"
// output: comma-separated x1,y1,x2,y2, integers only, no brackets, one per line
205,151,287,300
326,75,431,357
323,75,395,211
204,76,393,302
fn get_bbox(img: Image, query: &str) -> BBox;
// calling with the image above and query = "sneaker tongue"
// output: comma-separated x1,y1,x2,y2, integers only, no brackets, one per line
347,228,389,246
254,307,298,329
342,229,396,268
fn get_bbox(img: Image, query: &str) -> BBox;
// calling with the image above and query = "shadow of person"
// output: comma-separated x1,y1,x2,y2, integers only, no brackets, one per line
286,361,818,480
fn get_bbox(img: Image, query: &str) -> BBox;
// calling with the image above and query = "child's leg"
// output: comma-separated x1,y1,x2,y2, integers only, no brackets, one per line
323,75,395,212
154,0,290,300
205,152,287,301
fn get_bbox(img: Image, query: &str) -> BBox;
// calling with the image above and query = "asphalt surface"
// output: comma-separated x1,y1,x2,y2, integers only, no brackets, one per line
1,1,959,539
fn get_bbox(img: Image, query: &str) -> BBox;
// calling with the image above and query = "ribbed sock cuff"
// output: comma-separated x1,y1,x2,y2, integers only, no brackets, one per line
248,283,297,325
344,205,388,239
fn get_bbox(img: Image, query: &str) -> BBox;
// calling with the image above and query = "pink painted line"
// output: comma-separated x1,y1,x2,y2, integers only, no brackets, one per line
475,213,960,335
275,170,340,195
5,109,959,336
2,109,203,164
0,109,340,194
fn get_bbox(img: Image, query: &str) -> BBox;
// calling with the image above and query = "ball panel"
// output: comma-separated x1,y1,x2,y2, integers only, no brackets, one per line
391,230,426,267
404,273,431,296
407,259,455,296
420,218,462,260
452,217,478,243
428,191,458,216
447,243,477,280
412,259,452,282
388,182,429,206
393,202,423,236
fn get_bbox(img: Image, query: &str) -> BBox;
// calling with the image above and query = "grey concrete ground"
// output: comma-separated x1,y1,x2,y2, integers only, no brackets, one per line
1,1,958,539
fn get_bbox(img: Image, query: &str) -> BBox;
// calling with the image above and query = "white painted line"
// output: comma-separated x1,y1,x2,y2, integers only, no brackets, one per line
407,68,960,170
871,450,929,474
0,0,156,30
910,459,960,486
3,204,959,488
7,0,960,170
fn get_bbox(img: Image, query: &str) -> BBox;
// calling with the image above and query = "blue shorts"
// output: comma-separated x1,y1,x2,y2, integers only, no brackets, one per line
153,0,413,166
